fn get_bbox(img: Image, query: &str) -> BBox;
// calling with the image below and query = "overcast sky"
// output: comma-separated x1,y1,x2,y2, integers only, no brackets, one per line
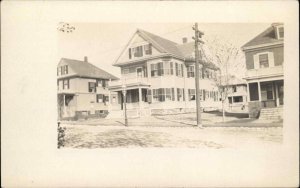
57,23,271,78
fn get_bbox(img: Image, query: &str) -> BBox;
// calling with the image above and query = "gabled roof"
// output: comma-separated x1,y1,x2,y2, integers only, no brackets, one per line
115,29,219,70
138,29,184,58
242,25,282,48
59,58,118,80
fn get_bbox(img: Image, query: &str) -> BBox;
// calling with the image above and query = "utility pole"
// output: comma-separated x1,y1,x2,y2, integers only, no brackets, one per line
192,23,204,128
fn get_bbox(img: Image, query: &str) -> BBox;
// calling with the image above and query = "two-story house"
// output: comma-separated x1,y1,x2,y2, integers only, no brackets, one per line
57,57,119,120
108,29,221,117
242,23,284,119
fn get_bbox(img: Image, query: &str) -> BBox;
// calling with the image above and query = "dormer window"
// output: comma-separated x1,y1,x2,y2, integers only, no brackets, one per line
278,27,284,39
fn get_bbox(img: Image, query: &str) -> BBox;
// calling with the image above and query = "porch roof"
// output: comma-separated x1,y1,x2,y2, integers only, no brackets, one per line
108,82,150,91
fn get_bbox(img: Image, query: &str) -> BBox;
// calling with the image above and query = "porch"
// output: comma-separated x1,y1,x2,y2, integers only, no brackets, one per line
247,79,284,118
108,80,151,117
57,93,76,120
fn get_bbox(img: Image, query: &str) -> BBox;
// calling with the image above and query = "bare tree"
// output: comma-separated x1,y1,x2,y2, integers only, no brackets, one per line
202,36,245,122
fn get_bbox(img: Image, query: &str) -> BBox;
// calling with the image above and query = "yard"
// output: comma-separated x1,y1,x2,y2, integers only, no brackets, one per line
60,112,283,149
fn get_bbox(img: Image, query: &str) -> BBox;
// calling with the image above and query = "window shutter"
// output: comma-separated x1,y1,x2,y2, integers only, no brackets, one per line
157,63,161,76
170,62,173,75
129,48,132,59
175,63,178,76
253,54,259,69
181,64,184,77
268,52,275,67
182,89,185,101
171,88,175,101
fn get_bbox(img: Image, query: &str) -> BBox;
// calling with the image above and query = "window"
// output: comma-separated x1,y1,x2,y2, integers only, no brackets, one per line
233,96,243,103
122,68,129,74
261,83,273,101
132,46,143,57
151,64,158,77
165,88,171,101
249,83,259,101
63,79,69,89
147,89,152,103
187,66,195,78
112,96,116,103
278,27,284,39
153,89,159,102
96,94,109,103
157,62,164,76
144,44,152,55
228,97,232,104
64,65,68,74
233,86,237,92
88,82,96,93
259,54,269,68
158,88,165,101
188,89,195,100
60,66,64,75
97,94,103,103
152,88,175,102
163,61,173,75
177,88,184,101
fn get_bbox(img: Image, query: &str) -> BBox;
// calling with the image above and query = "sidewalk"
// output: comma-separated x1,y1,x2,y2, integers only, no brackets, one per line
60,112,283,128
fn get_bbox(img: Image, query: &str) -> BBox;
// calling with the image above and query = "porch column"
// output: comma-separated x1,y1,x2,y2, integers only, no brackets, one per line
138,87,143,111
275,82,279,107
246,83,250,102
108,90,112,111
257,81,261,102
63,94,66,117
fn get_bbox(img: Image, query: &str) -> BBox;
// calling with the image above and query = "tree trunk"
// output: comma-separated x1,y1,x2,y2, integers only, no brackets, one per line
222,100,225,122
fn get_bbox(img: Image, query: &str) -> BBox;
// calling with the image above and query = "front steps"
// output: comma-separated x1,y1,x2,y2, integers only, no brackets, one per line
259,107,283,121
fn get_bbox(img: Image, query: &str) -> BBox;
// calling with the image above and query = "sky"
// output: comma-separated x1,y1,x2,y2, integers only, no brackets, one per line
57,23,271,78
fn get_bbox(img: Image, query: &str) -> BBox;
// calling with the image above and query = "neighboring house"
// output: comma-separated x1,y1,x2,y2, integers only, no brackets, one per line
108,29,220,117
219,75,248,113
57,57,119,120
242,23,284,118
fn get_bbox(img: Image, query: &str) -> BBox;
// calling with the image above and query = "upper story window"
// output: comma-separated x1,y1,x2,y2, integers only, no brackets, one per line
187,66,195,78
58,65,68,76
132,46,143,58
259,54,269,68
233,85,237,92
151,61,174,77
88,82,96,93
129,44,152,59
175,63,183,77
63,79,69,89
144,44,152,55
97,79,108,88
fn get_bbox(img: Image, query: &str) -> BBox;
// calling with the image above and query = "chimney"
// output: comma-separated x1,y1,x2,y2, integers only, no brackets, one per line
84,56,88,62
182,37,188,44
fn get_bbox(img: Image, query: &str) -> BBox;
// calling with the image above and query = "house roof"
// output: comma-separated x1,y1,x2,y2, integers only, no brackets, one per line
242,25,282,48
116,29,219,70
219,75,246,86
59,58,118,80
137,29,184,58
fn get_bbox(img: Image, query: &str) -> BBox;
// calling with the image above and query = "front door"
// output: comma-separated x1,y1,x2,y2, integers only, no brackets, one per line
278,81,284,105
